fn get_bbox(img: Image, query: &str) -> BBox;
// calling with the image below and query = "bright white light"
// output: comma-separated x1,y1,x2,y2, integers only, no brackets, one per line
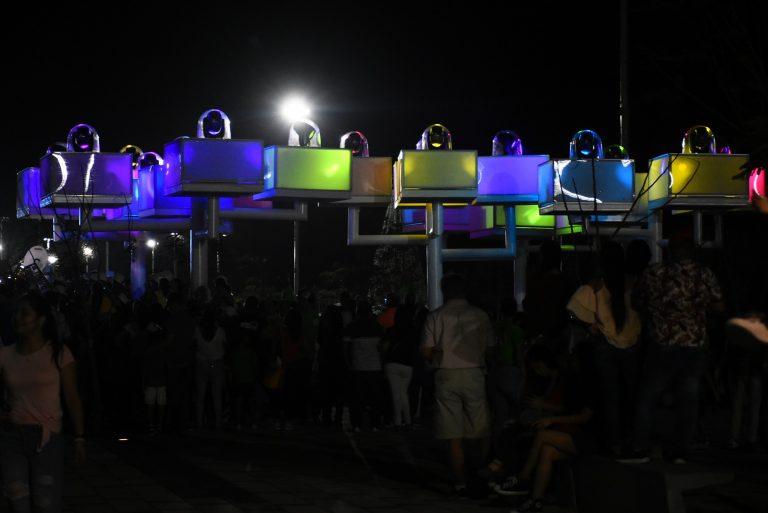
0,243,3,251
48,255,58,265
82,246,94,257
146,239,157,249
280,96,311,122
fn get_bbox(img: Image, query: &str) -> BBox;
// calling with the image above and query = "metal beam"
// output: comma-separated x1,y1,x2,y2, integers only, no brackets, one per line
219,202,308,221
88,219,191,232
346,207,428,246
442,206,517,261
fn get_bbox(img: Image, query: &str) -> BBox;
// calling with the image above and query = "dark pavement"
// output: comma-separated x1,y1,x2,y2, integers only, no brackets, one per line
26,420,765,513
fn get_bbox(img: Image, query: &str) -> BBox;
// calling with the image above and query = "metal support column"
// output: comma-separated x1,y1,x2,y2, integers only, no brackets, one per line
293,220,300,298
426,203,444,310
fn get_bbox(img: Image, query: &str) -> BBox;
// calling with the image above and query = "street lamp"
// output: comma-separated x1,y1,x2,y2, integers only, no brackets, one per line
280,96,311,122
146,239,157,274
82,246,94,275
281,96,320,148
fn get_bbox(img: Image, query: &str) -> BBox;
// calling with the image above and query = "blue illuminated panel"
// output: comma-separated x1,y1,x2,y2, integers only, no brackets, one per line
538,159,636,214
476,155,549,204
139,165,191,218
17,167,41,219
583,172,650,223
164,138,264,196
40,152,133,207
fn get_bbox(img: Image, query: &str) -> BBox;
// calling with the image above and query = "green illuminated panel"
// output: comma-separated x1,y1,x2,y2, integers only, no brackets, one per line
399,150,477,189
513,204,555,229
485,204,581,234
270,146,351,191
635,172,648,213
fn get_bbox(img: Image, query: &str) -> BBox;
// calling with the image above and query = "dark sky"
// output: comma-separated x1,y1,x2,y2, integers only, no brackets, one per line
3,1,766,290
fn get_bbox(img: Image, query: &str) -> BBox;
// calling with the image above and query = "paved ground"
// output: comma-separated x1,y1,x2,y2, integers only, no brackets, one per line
3,421,767,512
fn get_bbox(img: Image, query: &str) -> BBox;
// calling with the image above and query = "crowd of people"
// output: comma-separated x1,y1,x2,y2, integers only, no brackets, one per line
0,233,766,513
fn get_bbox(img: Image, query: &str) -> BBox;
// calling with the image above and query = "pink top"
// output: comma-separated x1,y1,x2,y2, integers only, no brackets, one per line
0,343,75,449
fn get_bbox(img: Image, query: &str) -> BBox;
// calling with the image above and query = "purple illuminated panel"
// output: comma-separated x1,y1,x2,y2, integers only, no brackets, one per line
218,196,273,209
86,231,141,241
17,167,77,219
103,176,142,220
402,206,487,233
476,155,549,204
40,152,133,207
163,138,264,196
139,165,191,218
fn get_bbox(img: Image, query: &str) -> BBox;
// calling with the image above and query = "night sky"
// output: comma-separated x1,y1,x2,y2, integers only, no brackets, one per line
3,1,767,295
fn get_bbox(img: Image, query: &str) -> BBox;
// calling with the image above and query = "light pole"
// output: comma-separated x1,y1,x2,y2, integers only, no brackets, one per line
83,245,94,275
280,95,312,297
146,239,157,275
0,216,7,262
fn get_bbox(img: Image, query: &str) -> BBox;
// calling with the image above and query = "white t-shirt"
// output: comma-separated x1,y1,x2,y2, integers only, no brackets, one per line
421,299,495,369
195,326,226,362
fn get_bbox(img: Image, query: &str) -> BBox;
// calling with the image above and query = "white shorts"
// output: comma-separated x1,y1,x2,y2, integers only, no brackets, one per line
144,386,167,406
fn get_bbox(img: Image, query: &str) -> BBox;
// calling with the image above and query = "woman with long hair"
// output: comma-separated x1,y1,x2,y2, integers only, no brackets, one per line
567,240,642,456
0,291,86,512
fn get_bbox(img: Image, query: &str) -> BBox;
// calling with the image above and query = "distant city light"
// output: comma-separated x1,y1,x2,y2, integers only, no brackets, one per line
146,239,157,249
82,246,94,257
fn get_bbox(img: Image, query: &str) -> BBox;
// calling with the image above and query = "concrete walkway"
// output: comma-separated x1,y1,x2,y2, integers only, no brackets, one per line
3,423,764,513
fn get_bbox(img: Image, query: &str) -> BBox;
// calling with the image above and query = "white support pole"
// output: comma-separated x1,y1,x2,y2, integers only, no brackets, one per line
191,235,208,291
191,197,208,290
219,202,308,221
88,219,191,232
52,217,61,241
514,238,528,312
651,210,663,263
714,213,723,248
426,203,444,310
693,211,704,247
131,237,147,300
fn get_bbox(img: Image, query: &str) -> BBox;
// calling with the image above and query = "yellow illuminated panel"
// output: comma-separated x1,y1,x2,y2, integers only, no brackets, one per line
648,153,749,208
399,150,477,189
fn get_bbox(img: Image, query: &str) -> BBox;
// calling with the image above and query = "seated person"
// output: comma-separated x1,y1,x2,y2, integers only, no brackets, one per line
493,344,595,513
480,342,565,481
